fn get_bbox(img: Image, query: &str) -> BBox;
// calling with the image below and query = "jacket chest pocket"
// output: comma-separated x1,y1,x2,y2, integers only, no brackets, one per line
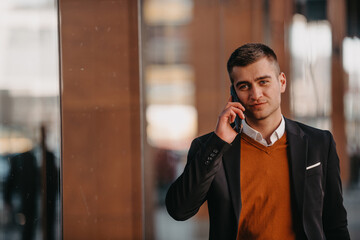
305,164,324,209
306,162,322,176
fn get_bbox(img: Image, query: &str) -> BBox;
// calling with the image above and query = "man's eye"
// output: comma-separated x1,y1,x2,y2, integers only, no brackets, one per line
259,80,269,85
238,84,249,90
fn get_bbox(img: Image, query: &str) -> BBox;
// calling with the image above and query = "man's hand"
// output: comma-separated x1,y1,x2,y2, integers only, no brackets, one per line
214,96,245,143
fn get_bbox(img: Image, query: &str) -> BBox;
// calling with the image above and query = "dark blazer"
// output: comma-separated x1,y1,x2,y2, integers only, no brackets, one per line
166,118,350,240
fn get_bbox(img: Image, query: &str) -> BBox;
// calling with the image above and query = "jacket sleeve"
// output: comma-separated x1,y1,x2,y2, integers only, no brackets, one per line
165,132,231,221
322,132,350,240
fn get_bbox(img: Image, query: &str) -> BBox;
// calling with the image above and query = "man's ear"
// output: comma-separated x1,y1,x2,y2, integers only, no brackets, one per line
279,72,286,93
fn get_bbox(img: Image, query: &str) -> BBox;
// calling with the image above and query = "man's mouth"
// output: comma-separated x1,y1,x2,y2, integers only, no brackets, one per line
249,102,266,108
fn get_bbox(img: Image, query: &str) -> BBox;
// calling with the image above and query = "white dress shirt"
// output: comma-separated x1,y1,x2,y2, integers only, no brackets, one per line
241,116,285,147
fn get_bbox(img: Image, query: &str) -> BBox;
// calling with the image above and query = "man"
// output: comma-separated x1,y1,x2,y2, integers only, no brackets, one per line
166,43,350,240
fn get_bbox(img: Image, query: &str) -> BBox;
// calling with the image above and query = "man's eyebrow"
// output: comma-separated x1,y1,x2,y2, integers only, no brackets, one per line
255,75,272,81
235,80,249,88
235,75,272,87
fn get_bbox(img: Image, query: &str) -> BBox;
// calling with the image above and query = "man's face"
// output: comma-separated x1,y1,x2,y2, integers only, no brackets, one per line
230,57,286,123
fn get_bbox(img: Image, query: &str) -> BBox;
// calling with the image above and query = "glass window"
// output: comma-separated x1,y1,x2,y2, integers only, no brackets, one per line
141,0,204,239
289,14,332,129
0,1,61,240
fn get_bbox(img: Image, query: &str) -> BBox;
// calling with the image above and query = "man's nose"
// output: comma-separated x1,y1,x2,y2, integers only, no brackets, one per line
250,86,263,100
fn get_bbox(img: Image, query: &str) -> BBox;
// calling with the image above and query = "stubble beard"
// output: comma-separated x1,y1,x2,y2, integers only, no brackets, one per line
245,103,281,122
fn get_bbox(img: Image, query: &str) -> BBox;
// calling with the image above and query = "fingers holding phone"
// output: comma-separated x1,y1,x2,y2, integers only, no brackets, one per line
214,96,245,144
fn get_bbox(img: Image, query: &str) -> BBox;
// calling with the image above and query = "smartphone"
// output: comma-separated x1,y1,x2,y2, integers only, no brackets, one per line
230,85,242,133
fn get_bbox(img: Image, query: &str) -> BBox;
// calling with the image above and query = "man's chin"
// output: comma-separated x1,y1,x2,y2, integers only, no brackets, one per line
246,111,269,121
246,108,282,122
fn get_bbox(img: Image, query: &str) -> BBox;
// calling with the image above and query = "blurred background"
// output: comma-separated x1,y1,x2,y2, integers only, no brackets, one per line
1,0,359,239
0,0,61,240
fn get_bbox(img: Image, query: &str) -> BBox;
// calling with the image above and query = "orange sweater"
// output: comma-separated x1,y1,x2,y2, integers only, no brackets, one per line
237,133,295,240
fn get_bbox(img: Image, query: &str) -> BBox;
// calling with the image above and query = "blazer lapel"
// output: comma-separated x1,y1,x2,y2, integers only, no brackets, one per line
285,118,307,219
223,133,241,222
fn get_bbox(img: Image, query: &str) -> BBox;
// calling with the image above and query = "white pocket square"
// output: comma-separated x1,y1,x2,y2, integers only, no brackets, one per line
306,162,321,170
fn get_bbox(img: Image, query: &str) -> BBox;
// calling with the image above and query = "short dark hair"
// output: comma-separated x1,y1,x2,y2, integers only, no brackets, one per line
227,43,280,83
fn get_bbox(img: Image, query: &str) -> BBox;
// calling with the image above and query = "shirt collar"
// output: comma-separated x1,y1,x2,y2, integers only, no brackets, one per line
241,116,285,147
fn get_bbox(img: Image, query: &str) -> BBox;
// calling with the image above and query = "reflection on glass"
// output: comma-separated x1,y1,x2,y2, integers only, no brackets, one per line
0,1,60,240
344,37,360,154
142,0,206,239
143,0,193,26
344,37,360,188
289,14,332,129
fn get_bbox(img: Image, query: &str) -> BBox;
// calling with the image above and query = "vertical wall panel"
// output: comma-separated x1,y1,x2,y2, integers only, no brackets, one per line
59,0,142,239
